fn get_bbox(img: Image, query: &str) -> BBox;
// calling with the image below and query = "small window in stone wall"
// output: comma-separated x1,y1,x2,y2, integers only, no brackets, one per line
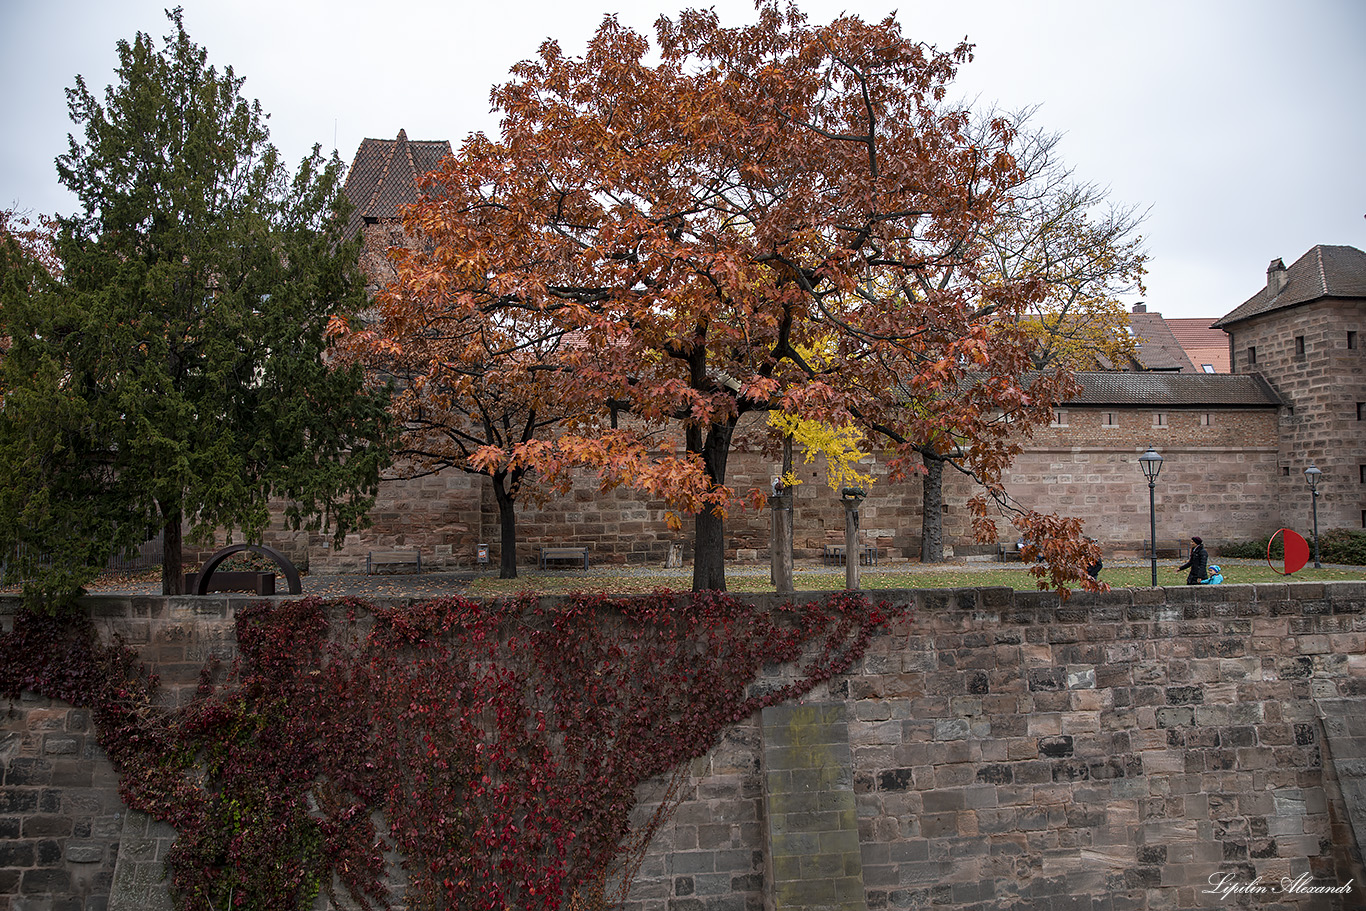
1349,330,1358,350
1248,346,1257,366
1359,402,1365,421
1153,412,1168,428
1295,335,1306,357
1360,464,1365,484
1282,466,1291,477
1051,409,1068,426
1102,412,1118,427
1201,413,1213,426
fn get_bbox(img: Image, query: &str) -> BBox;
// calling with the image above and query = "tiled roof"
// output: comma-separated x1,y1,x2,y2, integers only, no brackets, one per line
1063,371,1281,407
1165,318,1229,373
1128,311,1196,372
343,130,452,239
1213,244,1366,328
1166,318,1225,348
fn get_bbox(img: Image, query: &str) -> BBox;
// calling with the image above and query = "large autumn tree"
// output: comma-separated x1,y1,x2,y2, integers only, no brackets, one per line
0,10,390,604
383,3,1085,591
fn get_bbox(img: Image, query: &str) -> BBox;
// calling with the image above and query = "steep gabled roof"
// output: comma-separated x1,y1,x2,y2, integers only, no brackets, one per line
1063,371,1281,407
343,129,452,239
1213,244,1366,328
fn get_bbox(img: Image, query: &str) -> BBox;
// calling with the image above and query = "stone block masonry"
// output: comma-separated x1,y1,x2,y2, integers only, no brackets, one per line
0,691,125,911
262,391,1291,573
623,582,1366,911
761,702,868,911
5,582,1366,910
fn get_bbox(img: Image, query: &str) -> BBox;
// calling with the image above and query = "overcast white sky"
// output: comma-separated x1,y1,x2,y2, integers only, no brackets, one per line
3,0,1363,320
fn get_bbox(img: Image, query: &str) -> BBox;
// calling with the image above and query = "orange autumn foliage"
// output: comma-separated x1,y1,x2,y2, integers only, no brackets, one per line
361,3,1099,591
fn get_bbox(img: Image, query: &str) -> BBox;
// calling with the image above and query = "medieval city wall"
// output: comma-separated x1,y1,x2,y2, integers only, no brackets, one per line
5,583,1366,910
266,404,1284,573
981,406,1284,552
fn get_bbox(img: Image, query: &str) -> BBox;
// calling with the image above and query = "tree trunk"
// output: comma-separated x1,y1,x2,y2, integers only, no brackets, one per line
843,494,862,591
492,471,518,579
691,421,735,592
160,504,185,595
920,454,944,564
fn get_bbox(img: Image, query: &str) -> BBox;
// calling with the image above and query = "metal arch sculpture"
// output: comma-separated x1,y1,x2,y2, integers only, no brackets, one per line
193,543,302,595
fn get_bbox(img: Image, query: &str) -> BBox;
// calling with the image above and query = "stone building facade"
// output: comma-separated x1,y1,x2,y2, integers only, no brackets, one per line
972,375,1283,552
1214,246,1366,535
286,377,1287,572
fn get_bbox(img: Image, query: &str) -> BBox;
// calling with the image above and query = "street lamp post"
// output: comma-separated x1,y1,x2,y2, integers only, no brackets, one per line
1139,446,1164,587
1305,465,1322,569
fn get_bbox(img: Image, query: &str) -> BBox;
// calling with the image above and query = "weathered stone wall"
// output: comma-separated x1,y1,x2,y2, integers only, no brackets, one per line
4,584,1366,910
267,463,487,573
1226,298,1366,533
263,401,1286,572
972,406,1284,552
0,693,123,910
262,412,931,571
0,595,242,911
623,581,1366,911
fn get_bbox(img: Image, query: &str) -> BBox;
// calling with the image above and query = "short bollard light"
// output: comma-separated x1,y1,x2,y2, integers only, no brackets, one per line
841,487,867,591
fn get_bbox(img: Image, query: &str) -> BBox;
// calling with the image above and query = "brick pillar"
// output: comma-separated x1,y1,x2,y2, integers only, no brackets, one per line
760,702,868,911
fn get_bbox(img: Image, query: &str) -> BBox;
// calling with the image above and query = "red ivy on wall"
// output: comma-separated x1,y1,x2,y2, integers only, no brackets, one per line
1,590,899,910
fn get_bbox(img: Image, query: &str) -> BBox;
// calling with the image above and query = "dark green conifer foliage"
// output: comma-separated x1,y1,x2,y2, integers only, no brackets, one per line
0,9,390,606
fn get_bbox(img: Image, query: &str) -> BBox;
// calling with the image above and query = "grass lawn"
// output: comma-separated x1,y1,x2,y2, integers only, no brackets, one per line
463,560,1366,596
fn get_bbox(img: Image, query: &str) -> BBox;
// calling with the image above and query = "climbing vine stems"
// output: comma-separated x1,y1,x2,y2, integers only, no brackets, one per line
1,591,901,910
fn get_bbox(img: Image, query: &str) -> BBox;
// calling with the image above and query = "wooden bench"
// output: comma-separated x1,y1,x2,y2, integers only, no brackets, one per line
998,542,1023,562
1141,540,1190,560
540,546,589,570
366,549,422,574
822,544,880,566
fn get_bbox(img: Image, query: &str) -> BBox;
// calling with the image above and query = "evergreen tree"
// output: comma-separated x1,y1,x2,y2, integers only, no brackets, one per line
0,9,390,605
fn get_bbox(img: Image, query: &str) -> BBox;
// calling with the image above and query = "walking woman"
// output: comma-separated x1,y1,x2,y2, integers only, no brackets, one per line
1176,536,1208,585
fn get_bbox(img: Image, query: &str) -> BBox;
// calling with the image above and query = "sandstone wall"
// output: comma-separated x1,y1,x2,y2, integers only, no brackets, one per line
976,406,1283,552
1226,298,1366,533
4,584,1366,910
623,581,1366,911
262,402,1285,572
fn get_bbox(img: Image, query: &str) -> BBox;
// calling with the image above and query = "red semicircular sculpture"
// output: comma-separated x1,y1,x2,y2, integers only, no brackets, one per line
1269,528,1310,575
